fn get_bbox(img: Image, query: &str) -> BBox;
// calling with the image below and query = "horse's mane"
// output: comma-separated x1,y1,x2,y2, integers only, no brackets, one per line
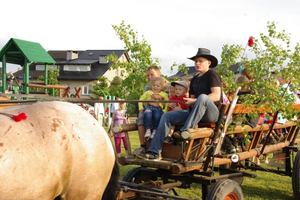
102,160,120,200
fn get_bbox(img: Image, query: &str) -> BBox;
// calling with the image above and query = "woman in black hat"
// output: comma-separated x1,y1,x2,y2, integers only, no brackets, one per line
137,48,222,160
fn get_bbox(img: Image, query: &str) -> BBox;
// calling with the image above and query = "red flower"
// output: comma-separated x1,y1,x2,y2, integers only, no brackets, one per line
12,113,27,122
19,112,27,120
13,115,22,122
0,112,28,122
248,36,254,47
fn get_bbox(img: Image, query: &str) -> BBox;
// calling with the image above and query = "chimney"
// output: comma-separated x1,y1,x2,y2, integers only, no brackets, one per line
67,51,78,60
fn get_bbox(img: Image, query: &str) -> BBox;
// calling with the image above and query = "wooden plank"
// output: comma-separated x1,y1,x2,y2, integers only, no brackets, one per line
232,103,300,114
226,122,297,134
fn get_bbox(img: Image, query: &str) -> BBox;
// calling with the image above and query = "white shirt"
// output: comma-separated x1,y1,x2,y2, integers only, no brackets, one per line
94,102,104,117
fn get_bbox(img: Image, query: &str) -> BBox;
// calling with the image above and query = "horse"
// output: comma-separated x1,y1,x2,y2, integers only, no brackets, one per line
0,101,119,200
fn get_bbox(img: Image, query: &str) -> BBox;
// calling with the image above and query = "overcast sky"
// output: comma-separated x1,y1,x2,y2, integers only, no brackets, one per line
1,0,300,76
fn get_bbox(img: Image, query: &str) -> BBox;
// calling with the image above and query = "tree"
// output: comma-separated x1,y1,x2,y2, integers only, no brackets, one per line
106,21,160,101
105,21,165,115
90,76,109,98
37,67,60,96
109,76,122,97
217,21,300,124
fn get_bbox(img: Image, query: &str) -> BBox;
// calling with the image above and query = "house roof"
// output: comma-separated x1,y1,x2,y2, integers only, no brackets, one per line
13,49,129,80
168,66,198,80
78,50,127,61
57,50,128,80
47,50,84,63
0,38,55,65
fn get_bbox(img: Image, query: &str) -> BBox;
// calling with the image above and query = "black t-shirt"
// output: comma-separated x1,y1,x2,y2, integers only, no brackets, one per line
189,69,222,106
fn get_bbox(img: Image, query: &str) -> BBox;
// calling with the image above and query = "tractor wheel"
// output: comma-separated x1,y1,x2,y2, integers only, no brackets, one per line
206,179,244,200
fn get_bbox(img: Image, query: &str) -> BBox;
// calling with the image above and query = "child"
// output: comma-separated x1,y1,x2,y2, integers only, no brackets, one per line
168,81,189,111
164,81,189,144
169,84,175,99
109,102,130,159
139,77,169,139
134,66,168,156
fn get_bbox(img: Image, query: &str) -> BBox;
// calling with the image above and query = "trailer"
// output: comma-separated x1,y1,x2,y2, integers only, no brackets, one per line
114,87,300,200
1,90,299,199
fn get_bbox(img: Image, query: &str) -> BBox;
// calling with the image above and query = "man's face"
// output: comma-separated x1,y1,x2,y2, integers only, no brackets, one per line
194,57,211,74
99,96,104,100
147,69,159,82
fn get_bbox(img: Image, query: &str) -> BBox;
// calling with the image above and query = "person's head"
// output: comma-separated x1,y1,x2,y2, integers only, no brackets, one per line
99,96,104,100
9,71,13,75
85,106,89,111
150,77,167,93
119,101,126,110
240,68,255,82
236,75,249,91
171,81,189,98
147,66,160,82
188,48,218,74
169,85,175,98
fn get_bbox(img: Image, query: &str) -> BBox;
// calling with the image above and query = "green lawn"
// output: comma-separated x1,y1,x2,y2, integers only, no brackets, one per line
105,126,297,200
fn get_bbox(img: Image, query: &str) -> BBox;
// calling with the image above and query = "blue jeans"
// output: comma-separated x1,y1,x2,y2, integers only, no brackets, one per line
147,94,219,154
143,105,164,130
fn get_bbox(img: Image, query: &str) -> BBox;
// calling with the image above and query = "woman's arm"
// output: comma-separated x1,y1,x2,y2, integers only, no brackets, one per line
208,86,221,102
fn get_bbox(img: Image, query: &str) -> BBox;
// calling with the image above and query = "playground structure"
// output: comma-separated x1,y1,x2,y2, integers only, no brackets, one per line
0,38,87,99
0,38,56,95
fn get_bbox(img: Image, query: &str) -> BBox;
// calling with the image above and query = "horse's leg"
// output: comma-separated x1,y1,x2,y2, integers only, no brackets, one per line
102,160,120,200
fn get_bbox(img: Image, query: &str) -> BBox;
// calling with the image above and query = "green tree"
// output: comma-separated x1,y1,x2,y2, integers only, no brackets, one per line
106,21,160,101
217,21,300,123
90,76,109,98
109,76,122,97
37,67,60,96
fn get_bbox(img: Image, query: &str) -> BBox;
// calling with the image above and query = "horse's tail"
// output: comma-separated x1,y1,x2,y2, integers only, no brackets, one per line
102,160,120,200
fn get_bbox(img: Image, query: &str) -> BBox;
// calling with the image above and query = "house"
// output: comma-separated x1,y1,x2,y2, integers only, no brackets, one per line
168,66,198,80
13,49,130,98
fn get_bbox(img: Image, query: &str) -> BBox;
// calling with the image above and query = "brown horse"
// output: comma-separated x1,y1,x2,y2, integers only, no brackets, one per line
0,101,119,200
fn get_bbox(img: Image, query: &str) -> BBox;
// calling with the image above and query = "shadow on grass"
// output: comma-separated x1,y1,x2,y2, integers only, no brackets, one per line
242,180,294,200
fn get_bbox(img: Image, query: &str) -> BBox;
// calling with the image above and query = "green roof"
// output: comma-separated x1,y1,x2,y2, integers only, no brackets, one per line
0,38,55,65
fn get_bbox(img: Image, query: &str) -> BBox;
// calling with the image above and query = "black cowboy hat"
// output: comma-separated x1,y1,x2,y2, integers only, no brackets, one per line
188,48,218,68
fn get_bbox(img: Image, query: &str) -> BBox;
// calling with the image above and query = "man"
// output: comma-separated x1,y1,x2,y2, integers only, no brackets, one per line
94,96,105,126
137,48,222,160
133,66,169,156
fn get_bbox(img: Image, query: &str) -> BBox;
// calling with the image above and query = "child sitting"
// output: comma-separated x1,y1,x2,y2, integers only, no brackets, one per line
164,81,189,144
169,84,176,99
139,77,169,139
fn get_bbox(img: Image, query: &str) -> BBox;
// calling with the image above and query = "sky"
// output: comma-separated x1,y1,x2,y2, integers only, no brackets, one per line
1,0,300,76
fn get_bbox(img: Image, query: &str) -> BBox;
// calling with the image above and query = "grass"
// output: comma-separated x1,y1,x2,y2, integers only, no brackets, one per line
105,125,297,200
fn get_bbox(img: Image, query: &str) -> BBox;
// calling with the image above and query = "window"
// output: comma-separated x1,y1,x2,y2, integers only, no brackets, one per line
36,64,58,71
99,55,108,64
63,65,91,71
82,85,91,95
